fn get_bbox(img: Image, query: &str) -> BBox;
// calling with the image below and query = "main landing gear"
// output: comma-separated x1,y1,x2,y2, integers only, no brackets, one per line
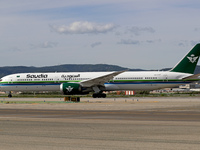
92,93,106,98
92,86,106,98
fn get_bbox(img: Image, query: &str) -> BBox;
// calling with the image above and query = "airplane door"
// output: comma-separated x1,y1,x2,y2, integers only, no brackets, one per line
55,76,60,83
9,78,13,84
164,74,168,81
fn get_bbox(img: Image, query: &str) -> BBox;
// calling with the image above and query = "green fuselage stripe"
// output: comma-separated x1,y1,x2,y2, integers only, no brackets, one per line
0,79,198,85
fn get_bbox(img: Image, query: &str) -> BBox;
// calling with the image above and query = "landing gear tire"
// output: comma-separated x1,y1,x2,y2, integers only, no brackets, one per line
92,93,106,98
102,93,106,98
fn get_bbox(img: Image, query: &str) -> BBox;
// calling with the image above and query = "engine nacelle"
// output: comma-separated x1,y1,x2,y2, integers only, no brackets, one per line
60,83,88,95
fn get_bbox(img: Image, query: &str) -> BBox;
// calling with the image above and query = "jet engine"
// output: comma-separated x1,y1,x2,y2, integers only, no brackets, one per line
60,83,89,95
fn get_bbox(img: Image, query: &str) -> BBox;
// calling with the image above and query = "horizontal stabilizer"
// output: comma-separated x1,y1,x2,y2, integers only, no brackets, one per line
182,73,200,80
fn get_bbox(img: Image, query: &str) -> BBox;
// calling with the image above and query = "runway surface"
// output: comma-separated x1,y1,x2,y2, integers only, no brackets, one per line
0,97,200,150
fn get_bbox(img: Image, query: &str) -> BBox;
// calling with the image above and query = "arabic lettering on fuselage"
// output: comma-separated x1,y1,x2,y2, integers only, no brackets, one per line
61,74,80,79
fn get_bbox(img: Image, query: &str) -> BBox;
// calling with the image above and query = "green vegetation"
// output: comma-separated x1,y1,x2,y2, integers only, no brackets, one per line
0,100,75,104
0,91,200,98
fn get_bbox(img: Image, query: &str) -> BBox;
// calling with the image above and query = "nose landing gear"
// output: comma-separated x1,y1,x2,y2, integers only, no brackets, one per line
8,91,12,98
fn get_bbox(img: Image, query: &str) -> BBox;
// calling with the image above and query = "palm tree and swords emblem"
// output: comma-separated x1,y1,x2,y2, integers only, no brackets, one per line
187,54,198,63
66,86,73,92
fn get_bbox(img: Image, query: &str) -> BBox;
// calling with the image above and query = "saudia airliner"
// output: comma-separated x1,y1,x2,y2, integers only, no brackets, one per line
1,44,200,98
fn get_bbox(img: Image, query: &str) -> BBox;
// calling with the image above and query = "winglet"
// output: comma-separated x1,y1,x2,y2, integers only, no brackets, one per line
170,44,200,74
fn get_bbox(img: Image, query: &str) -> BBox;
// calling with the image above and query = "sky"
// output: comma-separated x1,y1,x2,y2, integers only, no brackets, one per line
1,0,200,70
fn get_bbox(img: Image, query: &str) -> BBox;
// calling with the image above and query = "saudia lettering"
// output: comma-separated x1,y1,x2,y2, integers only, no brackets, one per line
27,74,48,78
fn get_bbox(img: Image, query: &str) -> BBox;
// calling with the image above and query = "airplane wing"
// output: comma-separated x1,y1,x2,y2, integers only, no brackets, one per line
182,73,200,80
80,70,126,87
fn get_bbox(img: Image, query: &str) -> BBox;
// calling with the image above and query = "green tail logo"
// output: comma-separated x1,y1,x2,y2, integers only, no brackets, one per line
170,44,200,74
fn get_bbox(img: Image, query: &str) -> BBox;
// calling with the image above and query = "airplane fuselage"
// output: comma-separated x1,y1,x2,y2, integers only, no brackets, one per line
0,71,193,92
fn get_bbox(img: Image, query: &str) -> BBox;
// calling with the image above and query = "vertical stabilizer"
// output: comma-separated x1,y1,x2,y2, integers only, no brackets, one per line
170,44,200,74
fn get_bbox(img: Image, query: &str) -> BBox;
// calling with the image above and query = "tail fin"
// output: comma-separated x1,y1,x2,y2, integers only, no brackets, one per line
170,44,200,74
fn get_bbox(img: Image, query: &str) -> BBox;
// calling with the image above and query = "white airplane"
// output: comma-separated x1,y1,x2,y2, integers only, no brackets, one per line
1,44,200,98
